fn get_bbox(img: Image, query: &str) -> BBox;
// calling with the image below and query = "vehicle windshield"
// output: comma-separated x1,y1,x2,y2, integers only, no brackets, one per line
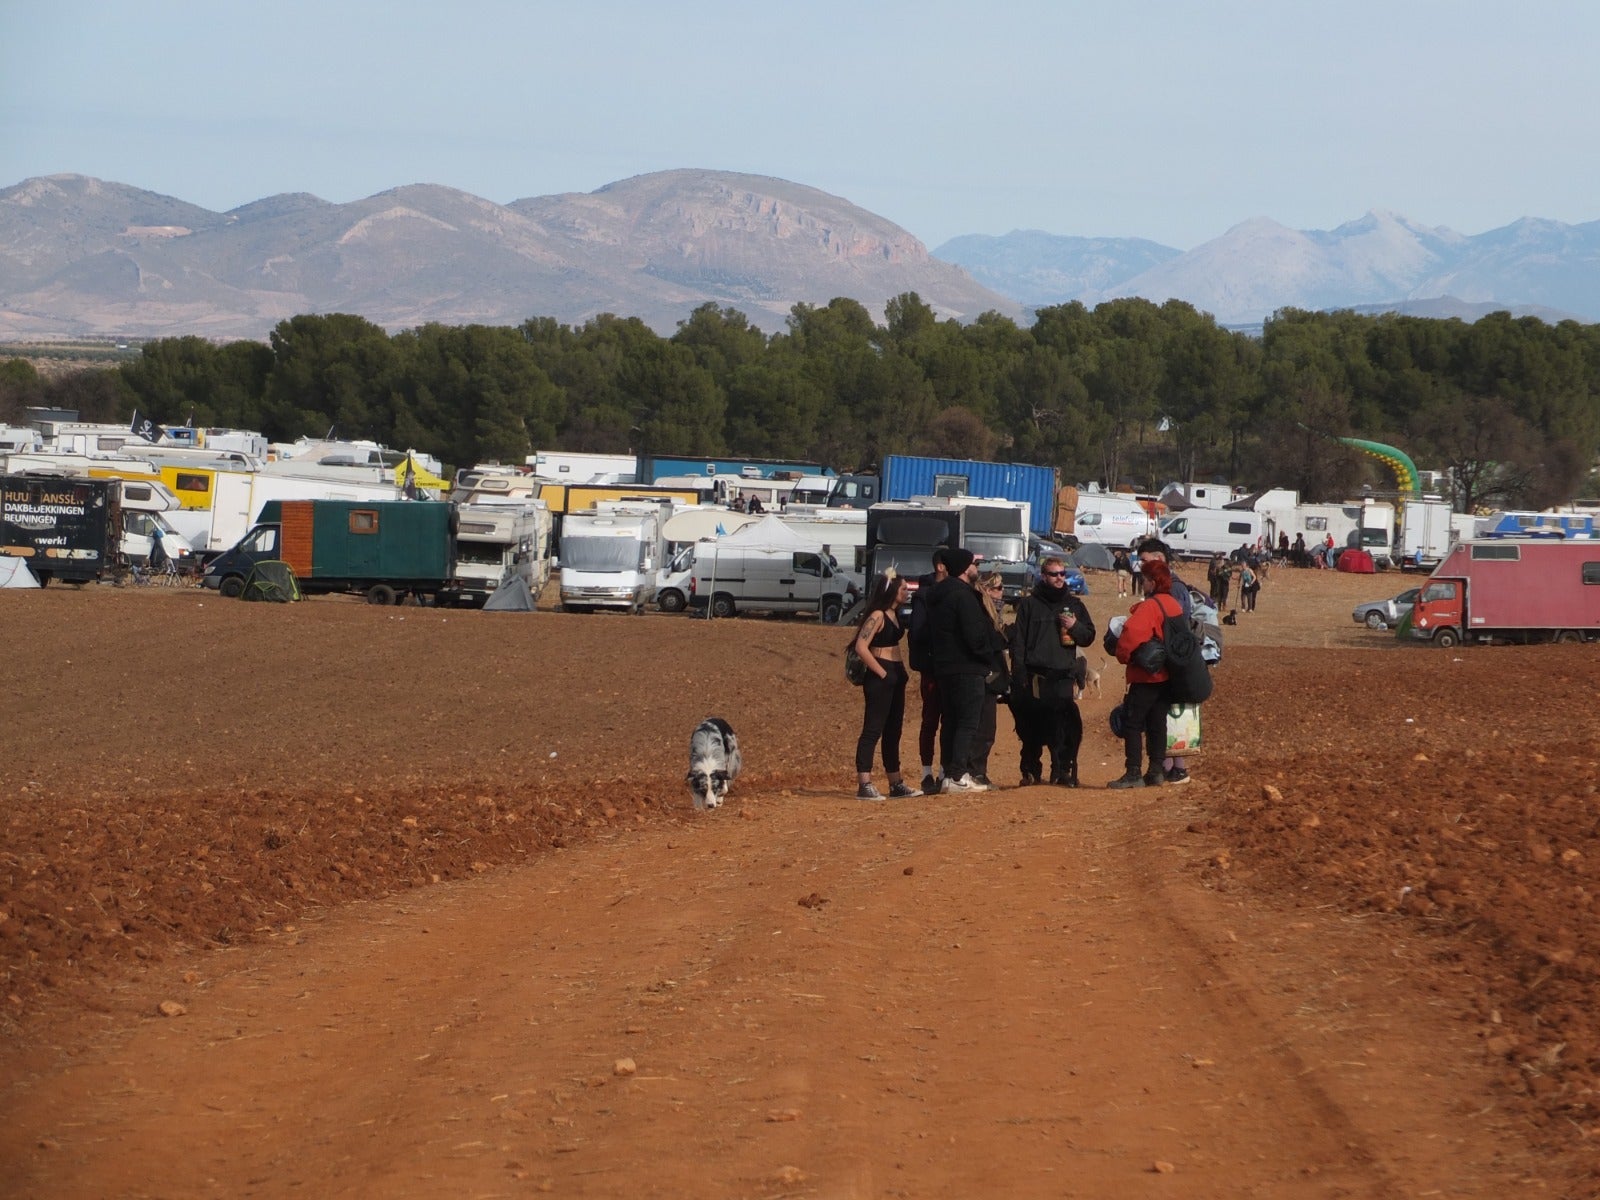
457,543,508,567
967,533,1027,564
562,536,640,572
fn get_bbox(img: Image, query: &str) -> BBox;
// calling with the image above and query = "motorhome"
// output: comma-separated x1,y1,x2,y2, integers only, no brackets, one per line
527,449,637,483
689,515,852,623
863,501,967,607
558,507,664,614
453,498,553,607
911,495,1031,604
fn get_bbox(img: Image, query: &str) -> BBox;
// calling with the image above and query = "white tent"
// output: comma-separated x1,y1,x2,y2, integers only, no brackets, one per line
711,513,825,552
661,507,760,544
0,557,40,588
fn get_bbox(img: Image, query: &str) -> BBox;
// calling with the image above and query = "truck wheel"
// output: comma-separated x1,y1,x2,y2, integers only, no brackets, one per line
218,575,245,599
1555,630,1582,644
1433,628,1459,649
366,583,397,606
711,594,737,619
820,597,843,625
1364,611,1387,630
657,589,686,613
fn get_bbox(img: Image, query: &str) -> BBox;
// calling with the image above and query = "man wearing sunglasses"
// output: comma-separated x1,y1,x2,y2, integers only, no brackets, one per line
1007,556,1095,787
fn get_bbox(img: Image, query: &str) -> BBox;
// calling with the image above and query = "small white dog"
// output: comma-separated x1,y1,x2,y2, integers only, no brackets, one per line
686,717,742,810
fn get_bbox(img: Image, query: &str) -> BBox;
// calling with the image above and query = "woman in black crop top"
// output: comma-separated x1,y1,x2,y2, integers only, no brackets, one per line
852,570,920,801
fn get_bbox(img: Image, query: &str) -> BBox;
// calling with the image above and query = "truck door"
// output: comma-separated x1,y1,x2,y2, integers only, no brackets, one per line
1412,579,1462,640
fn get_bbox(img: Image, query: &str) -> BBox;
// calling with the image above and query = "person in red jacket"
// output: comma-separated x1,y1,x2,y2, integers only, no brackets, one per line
1108,557,1184,789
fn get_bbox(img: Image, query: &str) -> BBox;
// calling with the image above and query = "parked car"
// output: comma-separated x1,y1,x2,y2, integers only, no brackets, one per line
1023,536,1088,596
1352,587,1419,630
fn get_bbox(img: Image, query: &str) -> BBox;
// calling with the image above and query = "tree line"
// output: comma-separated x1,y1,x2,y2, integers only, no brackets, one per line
3,294,1598,511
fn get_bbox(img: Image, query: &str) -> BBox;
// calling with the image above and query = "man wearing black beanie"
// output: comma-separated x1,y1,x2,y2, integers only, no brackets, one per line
925,546,992,793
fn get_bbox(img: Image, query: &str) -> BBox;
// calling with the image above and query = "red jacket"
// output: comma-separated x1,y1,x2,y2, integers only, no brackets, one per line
1116,592,1182,684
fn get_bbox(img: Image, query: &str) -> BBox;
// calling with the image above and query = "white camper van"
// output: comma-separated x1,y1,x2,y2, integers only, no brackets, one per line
1159,509,1264,559
1072,491,1158,547
690,514,852,623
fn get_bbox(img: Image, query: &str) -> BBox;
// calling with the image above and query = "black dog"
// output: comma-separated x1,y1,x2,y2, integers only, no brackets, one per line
1222,609,1238,626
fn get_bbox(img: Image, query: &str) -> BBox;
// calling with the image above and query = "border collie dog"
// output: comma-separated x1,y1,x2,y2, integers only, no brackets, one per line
687,717,741,810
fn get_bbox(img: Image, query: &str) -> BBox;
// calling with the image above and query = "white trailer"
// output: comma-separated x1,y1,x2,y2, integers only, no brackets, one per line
1397,498,1455,569
528,450,637,483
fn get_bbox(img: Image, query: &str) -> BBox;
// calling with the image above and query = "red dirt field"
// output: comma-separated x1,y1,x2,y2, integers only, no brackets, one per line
2,566,1599,1197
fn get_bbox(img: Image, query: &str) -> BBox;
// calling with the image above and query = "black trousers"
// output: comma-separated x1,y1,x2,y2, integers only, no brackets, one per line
1122,682,1169,776
856,661,909,773
935,672,986,780
917,673,941,769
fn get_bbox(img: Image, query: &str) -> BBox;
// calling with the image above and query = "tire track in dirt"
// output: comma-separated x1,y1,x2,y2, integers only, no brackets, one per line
3,785,1541,1199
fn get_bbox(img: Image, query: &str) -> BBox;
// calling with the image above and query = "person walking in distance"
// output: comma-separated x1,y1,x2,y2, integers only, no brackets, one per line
1108,557,1183,788
851,570,921,801
1007,555,1095,786
907,548,949,795
925,548,993,793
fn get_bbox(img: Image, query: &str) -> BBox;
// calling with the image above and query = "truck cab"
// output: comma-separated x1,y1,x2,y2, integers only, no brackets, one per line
1409,577,1463,646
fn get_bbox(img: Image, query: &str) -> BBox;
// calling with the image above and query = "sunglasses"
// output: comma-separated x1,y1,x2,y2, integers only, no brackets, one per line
1041,570,1066,578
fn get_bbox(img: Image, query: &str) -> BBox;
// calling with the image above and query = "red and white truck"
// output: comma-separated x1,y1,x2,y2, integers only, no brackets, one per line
1408,538,1600,646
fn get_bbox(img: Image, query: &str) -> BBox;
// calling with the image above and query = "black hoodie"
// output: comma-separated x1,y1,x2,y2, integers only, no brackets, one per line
1008,579,1095,691
925,574,993,676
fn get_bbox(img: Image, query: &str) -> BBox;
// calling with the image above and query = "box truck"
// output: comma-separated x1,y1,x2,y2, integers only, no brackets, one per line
1408,538,1600,646
202,499,459,604
1,473,121,584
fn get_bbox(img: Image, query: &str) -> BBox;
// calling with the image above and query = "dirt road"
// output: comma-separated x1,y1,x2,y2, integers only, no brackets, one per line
1,571,1593,1196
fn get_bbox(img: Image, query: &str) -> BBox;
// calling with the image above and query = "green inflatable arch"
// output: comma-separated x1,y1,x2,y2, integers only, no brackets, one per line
1337,436,1420,497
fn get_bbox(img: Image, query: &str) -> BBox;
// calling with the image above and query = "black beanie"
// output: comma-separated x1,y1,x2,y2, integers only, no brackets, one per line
943,547,975,576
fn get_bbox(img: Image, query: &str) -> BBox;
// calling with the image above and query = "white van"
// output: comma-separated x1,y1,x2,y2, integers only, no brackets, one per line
1072,492,1158,547
1158,509,1263,559
690,515,852,623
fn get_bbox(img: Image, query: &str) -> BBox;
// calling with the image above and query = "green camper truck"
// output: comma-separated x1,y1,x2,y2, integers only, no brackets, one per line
202,498,461,605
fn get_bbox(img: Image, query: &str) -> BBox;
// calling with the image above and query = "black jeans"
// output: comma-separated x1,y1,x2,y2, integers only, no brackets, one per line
1122,682,1168,776
856,661,909,773
935,672,986,780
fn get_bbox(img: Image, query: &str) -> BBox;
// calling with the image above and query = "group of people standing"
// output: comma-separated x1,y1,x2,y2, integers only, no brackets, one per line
852,545,1100,799
852,537,1200,797
1207,550,1262,613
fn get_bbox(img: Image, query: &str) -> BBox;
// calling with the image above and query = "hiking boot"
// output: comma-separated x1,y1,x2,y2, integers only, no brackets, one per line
1164,767,1191,786
920,774,939,796
1106,771,1146,790
1017,772,1040,787
888,781,922,799
1142,770,1167,787
856,782,885,801
970,774,994,789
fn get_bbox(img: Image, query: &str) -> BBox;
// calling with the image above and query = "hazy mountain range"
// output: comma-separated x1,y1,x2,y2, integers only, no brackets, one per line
937,211,1600,326
1,170,1595,342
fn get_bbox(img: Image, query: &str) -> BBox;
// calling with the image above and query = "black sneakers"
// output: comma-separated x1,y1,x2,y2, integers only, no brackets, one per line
888,781,922,798
1142,770,1167,787
1106,771,1145,789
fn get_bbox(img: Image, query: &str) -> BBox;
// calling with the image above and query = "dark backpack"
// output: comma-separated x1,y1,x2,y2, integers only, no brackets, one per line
1160,600,1213,705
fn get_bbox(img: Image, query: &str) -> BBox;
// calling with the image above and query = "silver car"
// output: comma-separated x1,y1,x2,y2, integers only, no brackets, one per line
1352,587,1419,630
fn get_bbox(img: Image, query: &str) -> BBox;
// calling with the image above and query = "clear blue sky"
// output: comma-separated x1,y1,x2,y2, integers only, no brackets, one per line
3,0,1596,250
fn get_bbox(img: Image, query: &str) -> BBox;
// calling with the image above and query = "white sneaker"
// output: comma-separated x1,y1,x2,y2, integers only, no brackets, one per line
941,773,987,794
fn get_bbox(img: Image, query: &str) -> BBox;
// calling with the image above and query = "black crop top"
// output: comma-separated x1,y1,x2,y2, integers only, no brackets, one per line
867,614,904,649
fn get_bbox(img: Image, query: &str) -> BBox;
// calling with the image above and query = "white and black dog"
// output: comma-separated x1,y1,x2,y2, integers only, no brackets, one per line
686,717,742,811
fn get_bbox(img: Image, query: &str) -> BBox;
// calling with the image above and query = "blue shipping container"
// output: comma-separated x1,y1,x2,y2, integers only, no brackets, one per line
880,456,1058,535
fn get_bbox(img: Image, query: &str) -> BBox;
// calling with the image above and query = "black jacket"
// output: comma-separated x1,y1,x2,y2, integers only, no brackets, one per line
1008,580,1095,693
906,569,940,673
925,575,994,677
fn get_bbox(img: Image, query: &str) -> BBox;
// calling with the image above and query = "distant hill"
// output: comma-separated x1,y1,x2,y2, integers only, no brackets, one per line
0,171,1020,340
936,211,1600,325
